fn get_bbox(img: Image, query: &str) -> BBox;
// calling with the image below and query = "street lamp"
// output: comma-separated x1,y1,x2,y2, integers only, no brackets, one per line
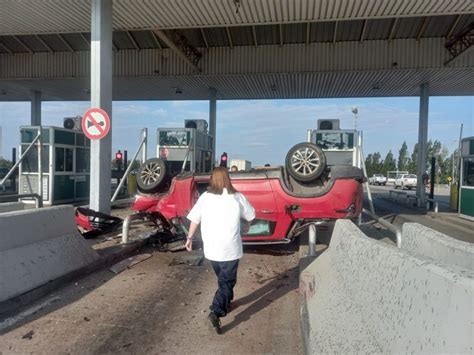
351,106,358,131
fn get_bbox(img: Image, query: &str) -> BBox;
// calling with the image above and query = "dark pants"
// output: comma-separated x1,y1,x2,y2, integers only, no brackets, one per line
210,259,239,317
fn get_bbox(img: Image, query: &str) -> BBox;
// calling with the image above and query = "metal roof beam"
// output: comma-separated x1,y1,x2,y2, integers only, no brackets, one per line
57,34,74,52
416,17,430,42
333,21,338,44
13,36,33,53
445,22,474,66
225,27,233,49
446,15,462,38
80,33,90,48
359,19,368,43
306,22,311,45
279,24,284,47
252,26,258,47
388,18,399,42
200,28,209,48
35,35,53,53
0,42,13,54
152,29,200,72
126,31,140,50
150,30,162,49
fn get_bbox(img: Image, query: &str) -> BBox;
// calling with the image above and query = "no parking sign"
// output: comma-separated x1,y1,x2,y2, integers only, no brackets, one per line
82,108,111,140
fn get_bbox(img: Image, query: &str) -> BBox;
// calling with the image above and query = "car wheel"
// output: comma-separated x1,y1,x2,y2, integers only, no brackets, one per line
136,158,167,193
285,142,326,182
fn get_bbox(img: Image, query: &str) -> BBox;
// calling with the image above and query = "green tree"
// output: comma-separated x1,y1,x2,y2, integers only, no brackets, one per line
397,141,408,171
0,158,13,169
372,152,383,174
382,150,396,175
365,153,373,177
408,143,418,174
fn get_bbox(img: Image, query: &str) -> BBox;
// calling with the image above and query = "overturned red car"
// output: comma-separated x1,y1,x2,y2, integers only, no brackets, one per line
130,142,364,244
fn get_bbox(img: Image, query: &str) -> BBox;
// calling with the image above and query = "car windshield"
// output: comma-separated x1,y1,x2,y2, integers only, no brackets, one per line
374,174,383,177
405,174,417,178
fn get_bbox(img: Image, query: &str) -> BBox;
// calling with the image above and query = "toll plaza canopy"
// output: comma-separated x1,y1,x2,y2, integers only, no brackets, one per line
1,0,473,213
0,0,473,101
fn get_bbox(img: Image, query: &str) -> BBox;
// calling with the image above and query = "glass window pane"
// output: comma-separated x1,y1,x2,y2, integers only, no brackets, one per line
76,148,90,173
462,158,474,187
55,147,65,172
159,130,190,146
65,148,73,172
21,144,38,172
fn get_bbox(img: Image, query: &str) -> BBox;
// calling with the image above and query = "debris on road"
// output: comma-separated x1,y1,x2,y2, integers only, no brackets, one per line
169,254,203,266
21,330,34,340
109,253,152,274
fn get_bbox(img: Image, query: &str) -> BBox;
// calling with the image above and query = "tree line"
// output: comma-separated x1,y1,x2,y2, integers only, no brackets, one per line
365,140,458,184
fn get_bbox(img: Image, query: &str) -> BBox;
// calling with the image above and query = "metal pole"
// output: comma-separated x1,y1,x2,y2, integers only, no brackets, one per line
90,0,113,214
416,83,429,207
141,128,147,163
37,127,42,202
0,133,40,186
308,223,316,257
429,156,435,208
209,88,217,168
359,136,375,214
111,135,146,202
31,90,41,126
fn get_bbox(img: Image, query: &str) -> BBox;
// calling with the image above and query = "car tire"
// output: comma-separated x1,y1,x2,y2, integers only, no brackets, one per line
136,158,167,193
285,142,326,183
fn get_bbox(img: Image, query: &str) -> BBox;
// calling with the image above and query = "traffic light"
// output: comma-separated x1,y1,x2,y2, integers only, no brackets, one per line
116,150,123,171
220,152,228,168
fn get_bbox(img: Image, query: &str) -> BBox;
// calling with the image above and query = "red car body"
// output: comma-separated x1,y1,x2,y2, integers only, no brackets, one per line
132,166,364,243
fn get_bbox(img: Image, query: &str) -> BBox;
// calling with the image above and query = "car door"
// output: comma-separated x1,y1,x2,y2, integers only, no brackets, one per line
231,177,281,241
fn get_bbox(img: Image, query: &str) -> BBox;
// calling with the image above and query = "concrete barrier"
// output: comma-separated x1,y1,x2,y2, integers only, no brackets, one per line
0,202,24,214
300,220,473,354
0,206,99,302
402,223,474,271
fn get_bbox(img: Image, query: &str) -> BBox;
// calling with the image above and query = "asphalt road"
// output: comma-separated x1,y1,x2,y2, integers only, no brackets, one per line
363,184,473,243
0,242,303,354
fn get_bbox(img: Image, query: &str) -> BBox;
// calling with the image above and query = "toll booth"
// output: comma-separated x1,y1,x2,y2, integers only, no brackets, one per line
19,126,90,205
307,119,361,167
459,136,474,220
157,119,213,176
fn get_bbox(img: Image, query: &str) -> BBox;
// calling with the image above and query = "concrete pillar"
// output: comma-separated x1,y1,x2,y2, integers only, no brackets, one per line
416,83,429,206
209,88,217,168
90,0,113,213
31,90,41,126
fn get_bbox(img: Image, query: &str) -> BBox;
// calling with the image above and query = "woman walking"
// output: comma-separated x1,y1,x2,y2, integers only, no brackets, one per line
185,167,255,334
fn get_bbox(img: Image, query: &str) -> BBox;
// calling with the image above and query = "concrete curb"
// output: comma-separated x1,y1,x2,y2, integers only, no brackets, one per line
0,238,148,318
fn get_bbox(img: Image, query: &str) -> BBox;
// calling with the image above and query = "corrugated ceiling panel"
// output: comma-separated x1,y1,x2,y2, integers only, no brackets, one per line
365,19,392,40
113,32,135,50
0,36,28,53
177,29,205,48
62,33,89,51
17,35,46,52
395,17,423,38
0,1,473,35
310,21,335,42
337,20,364,41
204,27,229,47
255,25,280,45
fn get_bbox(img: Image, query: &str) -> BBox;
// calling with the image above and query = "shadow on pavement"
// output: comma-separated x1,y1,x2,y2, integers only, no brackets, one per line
221,265,299,334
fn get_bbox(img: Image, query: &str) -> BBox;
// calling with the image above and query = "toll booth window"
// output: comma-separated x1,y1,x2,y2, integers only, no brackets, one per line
55,147,74,172
462,158,474,187
159,130,190,146
21,144,49,173
316,132,354,150
76,148,90,173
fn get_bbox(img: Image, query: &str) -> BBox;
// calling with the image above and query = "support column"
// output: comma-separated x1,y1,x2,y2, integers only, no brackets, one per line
209,88,217,168
90,0,113,213
416,83,429,206
31,90,41,126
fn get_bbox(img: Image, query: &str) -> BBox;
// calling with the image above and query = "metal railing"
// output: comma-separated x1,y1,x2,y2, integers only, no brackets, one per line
111,128,147,202
0,193,43,208
362,208,402,248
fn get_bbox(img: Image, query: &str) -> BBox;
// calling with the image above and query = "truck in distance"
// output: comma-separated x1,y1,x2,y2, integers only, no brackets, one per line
368,174,387,186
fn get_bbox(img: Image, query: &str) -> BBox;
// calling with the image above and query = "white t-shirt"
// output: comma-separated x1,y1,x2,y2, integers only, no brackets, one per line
186,189,256,262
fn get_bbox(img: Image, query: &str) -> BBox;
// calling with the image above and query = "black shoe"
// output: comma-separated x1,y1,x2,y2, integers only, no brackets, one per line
208,312,222,334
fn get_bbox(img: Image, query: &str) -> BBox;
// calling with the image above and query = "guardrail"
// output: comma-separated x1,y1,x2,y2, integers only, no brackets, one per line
0,193,43,208
389,190,440,213
362,208,402,248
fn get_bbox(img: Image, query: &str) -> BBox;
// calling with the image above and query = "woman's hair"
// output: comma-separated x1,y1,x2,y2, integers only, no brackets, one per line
208,167,237,195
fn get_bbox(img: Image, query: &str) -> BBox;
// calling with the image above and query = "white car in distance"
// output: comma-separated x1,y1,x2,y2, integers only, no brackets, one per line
394,174,417,190
369,174,387,185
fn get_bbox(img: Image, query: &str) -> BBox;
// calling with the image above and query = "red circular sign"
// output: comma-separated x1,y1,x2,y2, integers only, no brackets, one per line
82,108,111,140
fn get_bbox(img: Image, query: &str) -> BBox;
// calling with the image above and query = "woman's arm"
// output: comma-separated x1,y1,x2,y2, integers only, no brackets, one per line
185,221,199,251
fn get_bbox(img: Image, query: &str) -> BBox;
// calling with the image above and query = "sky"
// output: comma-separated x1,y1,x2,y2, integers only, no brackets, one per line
0,96,472,165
